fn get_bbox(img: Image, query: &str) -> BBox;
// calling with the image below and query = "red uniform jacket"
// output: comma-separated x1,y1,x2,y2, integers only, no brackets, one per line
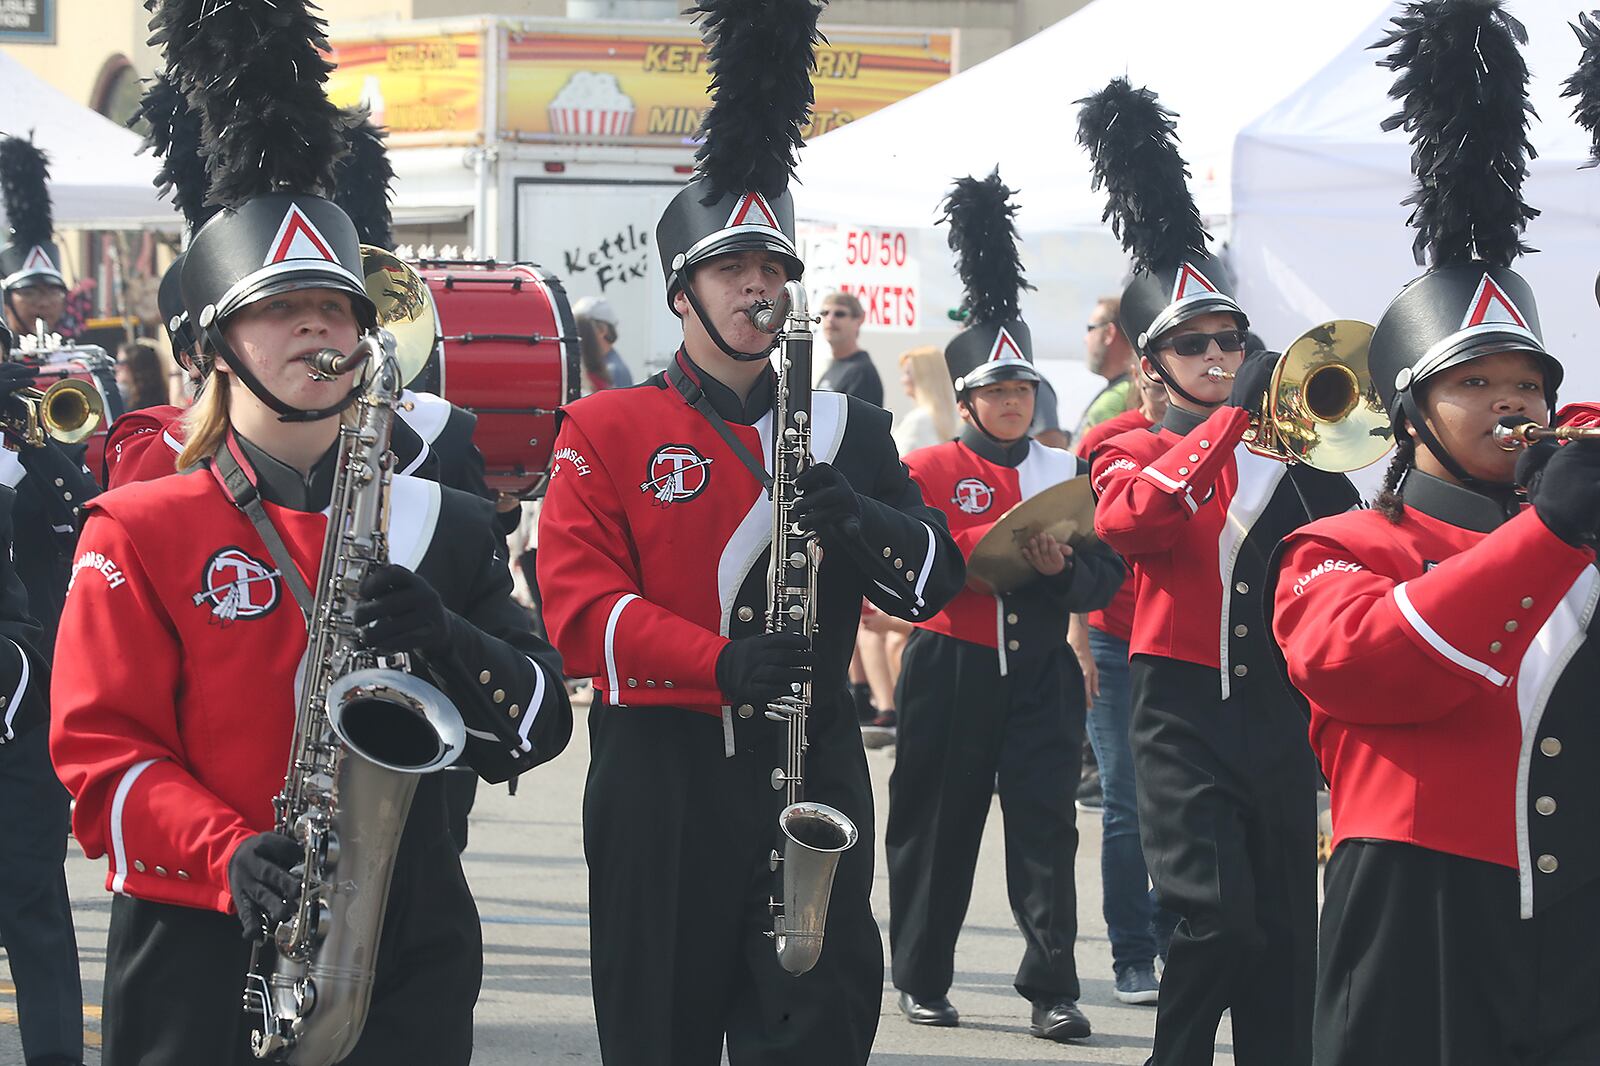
1093,403,1356,696
50,450,570,913
902,429,1122,664
1272,471,1599,917
537,354,962,718
1076,408,1152,642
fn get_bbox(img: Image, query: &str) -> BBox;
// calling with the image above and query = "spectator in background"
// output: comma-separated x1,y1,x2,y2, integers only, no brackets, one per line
1076,296,1137,435
114,338,168,412
893,346,958,454
576,315,614,397
1067,367,1175,1006
818,291,884,406
1031,375,1070,450
571,295,634,388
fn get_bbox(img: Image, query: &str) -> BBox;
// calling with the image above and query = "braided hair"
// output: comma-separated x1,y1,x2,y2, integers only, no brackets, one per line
1373,433,1416,523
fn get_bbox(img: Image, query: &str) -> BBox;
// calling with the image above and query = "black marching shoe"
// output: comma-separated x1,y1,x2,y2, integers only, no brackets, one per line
1030,999,1091,1042
898,989,959,1027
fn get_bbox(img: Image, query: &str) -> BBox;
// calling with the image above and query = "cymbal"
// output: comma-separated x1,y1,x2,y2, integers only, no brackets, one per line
965,478,1099,594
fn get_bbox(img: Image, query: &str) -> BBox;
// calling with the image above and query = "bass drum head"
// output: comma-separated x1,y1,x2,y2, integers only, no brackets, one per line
415,261,580,498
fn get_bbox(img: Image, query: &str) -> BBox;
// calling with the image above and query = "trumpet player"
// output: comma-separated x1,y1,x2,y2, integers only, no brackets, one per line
887,171,1122,1043
1268,5,1600,1063
48,6,572,1064
537,1,961,1061
1078,79,1357,1066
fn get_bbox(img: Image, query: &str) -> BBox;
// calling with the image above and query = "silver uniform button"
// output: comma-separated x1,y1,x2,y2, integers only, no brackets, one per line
737,606,754,622
155,866,168,877
1489,641,1503,654
1541,737,1562,757
1537,854,1559,874
1234,624,1248,637
1505,620,1519,633
1521,596,1535,609
1007,639,1019,651
1235,581,1249,595
1178,467,1189,476
1234,664,1248,677
493,689,506,703
134,860,146,873
1200,440,1211,449
627,678,638,688
1535,796,1557,816
737,704,755,718
478,670,491,684
1188,454,1200,462
894,558,903,568
1006,613,1019,625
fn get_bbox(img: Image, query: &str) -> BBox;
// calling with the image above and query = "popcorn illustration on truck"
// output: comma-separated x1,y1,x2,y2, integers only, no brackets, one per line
548,71,636,138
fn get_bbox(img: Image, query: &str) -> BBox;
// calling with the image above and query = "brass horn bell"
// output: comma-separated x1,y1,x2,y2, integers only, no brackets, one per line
3,376,103,448
361,245,440,389
1212,320,1391,473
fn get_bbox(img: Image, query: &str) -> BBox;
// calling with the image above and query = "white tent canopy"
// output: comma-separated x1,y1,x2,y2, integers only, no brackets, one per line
789,0,1394,420
1232,0,1600,403
0,51,168,230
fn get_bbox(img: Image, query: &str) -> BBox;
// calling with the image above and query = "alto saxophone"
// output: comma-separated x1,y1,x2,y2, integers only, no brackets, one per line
751,281,860,976
244,334,466,1064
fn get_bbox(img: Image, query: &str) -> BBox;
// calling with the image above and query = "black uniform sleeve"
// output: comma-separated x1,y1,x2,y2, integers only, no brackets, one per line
421,491,572,783
1047,536,1123,613
839,400,964,621
18,439,100,550
0,486,45,741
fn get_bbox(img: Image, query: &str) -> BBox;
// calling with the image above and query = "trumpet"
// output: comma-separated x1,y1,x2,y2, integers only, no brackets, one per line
2,377,103,448
1493,420,1600,451
1202,321,1391,473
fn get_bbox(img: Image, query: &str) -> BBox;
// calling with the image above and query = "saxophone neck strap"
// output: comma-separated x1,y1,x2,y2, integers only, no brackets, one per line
666,351,774,495
208,430,315,628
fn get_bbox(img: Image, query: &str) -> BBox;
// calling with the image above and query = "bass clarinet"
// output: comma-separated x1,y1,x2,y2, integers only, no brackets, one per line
244,333,466,1064
751,280,861,976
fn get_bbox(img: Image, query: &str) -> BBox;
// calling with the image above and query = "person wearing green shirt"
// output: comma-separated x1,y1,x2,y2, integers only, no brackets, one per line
1076,296,1136,434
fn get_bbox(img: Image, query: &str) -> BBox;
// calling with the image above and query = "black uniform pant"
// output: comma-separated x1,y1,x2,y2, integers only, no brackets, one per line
1315,840,1600,1066
0,726,82,1064
100,821,482,1066
1129,655,1318,1066
584,696,881,1066
886,630,1084,1004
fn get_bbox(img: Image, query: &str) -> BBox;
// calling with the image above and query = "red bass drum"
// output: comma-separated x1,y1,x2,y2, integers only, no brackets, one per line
413,260,580,498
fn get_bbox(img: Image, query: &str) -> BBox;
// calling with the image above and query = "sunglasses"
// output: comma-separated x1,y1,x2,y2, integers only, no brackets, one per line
822,308,855,319
1085,321,1110,333
1155,329,1249,358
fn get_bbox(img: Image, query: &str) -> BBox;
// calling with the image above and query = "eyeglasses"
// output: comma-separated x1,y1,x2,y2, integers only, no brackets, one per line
1085,321,1110,333
1155,329,1249,358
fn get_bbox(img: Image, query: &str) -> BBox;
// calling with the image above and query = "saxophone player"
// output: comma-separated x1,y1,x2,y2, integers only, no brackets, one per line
535,1,962,1061
48,6,572,1064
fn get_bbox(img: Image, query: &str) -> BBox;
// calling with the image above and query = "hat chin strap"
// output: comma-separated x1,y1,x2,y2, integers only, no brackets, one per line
1398,391,1508,489
202,322,362,424
958,391,1024,445
1145,351,1217,410
680,282,779,363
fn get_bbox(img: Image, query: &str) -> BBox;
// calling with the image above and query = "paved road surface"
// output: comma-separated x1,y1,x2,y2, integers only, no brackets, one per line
3,688,1235,1064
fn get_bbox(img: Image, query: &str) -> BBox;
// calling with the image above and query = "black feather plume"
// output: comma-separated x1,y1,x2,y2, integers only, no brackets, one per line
689,0,825,205
1563,12,1600,167
938,170,1031,326
1373,0,1538,267
334,110,395,249
1075,77,1209,275
0,136,53,247
176,0,348,209
131,73,214,231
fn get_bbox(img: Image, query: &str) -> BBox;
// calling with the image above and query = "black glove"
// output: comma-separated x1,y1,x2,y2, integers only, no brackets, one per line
791,463,862,544
1226,349,1280,412
227,831,302,939
715,632,815,707
0,362,36,402
1511,419,1558,499
1529,438,1600,546
352,563,454,658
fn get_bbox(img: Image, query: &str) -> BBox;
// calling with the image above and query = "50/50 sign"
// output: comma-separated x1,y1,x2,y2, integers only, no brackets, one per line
843,229,909,268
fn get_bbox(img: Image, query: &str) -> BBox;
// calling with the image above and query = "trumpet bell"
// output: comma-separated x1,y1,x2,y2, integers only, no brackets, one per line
28,377,103,446
361,246,440,389
1265,320,1392,473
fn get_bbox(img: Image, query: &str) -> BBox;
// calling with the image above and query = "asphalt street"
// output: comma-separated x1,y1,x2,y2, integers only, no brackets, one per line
2,687,1233,1064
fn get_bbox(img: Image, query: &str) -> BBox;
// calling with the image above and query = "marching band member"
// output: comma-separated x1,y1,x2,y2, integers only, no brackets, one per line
0,134,100,1066
537,0,962,1060
1079,79,1357,1066
49,6,571,1063
886,171,1122,1041
0,476,78,1066
1270,4,1600,1062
